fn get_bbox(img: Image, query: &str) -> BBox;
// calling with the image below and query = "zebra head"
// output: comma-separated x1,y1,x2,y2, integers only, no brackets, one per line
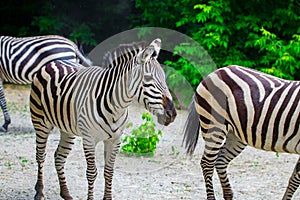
131,39,177,126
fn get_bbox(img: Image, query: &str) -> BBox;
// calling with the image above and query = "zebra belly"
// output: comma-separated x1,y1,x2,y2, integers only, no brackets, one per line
76,113,128,144
233,127,300,154
85,126,124,144
0,63,46,84
0,67,31,84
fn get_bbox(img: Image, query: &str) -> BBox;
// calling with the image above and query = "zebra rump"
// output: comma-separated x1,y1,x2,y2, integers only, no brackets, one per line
183,65,300,200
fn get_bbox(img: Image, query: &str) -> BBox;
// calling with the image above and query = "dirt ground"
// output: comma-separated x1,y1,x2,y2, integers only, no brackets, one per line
0,84,300,200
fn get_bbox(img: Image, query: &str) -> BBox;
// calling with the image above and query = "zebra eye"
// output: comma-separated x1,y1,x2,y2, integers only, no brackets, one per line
144,74,154,82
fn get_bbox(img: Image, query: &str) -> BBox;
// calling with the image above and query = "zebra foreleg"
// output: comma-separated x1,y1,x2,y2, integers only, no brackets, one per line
201,131,226,200
282,157,300,200
215,133,246,200
34,129,51,200
103,138,121,200
55,132,75,200
0,79,10,132
83,137,97,200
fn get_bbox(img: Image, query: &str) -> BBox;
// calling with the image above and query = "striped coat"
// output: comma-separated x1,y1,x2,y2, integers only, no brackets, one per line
183,65,300,200
30,39,176,200
0,35,91,131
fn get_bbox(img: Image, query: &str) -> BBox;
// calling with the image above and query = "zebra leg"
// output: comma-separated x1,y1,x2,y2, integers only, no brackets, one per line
83,137,97,200
55,132,75,200
34,126,52,200
282,157,300,200
201,130,226,200
0,79,10,132
215,133,246,200
103,138,121,200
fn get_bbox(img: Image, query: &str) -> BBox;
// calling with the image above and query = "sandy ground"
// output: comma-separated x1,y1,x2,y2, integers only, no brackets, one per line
0,85,300,200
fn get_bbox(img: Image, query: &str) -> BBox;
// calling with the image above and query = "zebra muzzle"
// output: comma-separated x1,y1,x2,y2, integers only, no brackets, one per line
158,96,177,126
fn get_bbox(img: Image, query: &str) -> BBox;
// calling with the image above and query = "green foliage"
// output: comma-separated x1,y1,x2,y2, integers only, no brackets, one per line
69,24,97,46
246,29,300,79
164,42,214,89
175,0,261,69
132,0,300,85
165,46,201,89
133,0,182,29
31,16,64,35
121,113,162,157
30,5,97,47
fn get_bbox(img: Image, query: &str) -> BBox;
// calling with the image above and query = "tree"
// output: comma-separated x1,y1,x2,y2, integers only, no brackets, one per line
132,0,300,88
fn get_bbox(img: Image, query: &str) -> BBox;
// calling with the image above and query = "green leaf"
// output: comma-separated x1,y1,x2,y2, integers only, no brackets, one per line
126,122,133,128
121,112,163,156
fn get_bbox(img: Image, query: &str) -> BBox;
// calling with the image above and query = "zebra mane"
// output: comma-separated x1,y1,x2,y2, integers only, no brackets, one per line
101,41,147,68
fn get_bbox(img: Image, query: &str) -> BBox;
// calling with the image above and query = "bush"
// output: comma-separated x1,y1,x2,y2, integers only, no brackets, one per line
121,113,162,157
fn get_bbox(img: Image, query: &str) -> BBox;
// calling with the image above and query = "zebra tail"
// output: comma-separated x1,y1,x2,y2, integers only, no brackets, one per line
182,98,200,156
75,50,93,67
69,39,93,67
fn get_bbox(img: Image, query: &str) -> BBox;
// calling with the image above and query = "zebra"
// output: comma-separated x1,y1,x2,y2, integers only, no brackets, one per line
183,65,300,200
0,35,92,131
30,39,177,200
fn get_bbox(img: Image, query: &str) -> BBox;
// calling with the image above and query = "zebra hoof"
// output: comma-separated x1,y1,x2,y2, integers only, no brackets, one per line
0,125,7,132
34,192,45,200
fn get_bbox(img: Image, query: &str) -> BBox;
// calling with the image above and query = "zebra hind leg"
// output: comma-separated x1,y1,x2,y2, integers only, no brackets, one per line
103,138,121,200
282,157,300,200
0,79,10,132
215,133,246,200
55,132,75,200
201,130,227,200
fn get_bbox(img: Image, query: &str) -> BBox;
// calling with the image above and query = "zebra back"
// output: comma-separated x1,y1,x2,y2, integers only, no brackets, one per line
0,35,91,84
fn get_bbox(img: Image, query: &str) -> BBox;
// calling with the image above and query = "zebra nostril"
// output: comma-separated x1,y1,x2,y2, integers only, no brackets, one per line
166,109,173,117
163,97,177,121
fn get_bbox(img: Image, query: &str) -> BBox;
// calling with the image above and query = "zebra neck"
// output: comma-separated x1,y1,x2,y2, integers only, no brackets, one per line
126,66,143,101
112,66,135,109
95,66,135,119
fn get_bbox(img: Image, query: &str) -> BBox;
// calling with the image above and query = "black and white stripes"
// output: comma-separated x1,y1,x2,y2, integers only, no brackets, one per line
183,65,300,200
30,39,176,200
0,35,92,131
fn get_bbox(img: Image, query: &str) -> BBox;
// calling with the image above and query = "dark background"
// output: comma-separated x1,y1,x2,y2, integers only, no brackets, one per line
0,0,137,52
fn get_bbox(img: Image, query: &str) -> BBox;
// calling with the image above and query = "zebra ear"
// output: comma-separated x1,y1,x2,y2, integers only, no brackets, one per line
149,38,161,58
137,38,161,64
